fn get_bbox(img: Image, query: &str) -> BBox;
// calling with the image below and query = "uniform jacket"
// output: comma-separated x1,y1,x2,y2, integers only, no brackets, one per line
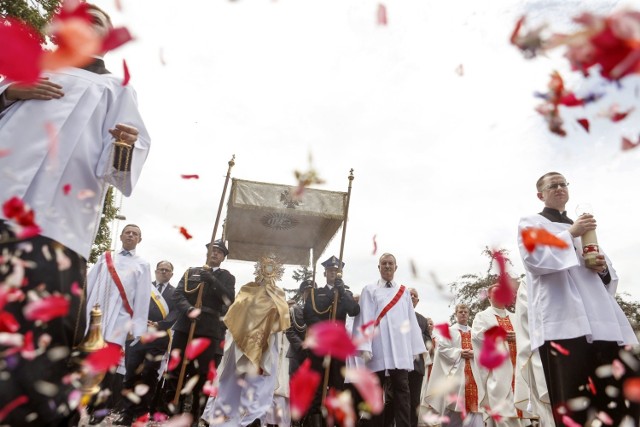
172,267,235,340
303,285,360,326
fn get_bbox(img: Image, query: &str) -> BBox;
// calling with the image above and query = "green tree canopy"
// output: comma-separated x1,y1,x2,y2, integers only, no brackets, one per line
1,0,60,41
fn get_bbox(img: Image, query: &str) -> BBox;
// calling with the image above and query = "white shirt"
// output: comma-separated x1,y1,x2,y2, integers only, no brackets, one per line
517,214,637,350
0,68,150,258
352,279,426,372
85,248,152,347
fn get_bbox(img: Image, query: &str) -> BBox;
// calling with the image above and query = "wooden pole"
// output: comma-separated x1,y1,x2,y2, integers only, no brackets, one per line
321,169,354,405
172,155,235,406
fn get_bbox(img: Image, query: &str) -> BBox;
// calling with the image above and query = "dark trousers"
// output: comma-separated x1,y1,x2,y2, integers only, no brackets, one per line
161,330,221,420
371,370,410,427
539,337,639,425
122,339,169,418
0,225,86,427
307,353,347,420
407,370,424,427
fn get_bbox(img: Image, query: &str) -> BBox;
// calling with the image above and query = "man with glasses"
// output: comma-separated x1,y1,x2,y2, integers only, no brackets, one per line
116,260,177,425
517,172,638,425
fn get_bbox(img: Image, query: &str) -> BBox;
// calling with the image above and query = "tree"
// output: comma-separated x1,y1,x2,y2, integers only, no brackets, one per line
0,0,60,42
615,293,640,333
2,0,118,265
448,247,517,326
88,187,119,265
285,265,313,303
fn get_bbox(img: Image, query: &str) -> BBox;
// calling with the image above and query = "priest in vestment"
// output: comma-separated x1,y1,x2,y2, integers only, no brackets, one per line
513,282,555,426
210,255,291,427
424,304,483,427
471,286,523,427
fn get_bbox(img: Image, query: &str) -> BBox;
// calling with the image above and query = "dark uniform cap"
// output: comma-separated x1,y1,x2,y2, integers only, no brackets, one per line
321,255,344,270
206,239,229,256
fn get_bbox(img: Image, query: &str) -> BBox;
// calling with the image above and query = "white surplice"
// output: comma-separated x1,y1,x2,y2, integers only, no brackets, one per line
352,279,426,373
265,332,291,427
513,284,555,426
471,307,522,426
0,68,150,259
85,249,152,347
517,214,637,350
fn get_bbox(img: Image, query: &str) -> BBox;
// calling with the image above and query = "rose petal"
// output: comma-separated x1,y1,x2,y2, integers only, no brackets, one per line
0,395,29,422
83,342,121,373
0,18,43,84
289,358,321,421
303,320,357,361
180,174,199,180
185,337,210,360
344,366,383,414
178,226,193,240
24,294,70,322
434,323,452,340
623,377,640,403
122,58,130,86
550,341,570,356
168,349,181,371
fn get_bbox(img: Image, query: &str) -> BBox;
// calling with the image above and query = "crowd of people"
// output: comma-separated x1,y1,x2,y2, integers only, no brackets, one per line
1,4,639,427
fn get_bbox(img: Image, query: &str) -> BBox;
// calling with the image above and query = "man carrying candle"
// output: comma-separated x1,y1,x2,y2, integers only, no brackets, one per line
517,171,638,425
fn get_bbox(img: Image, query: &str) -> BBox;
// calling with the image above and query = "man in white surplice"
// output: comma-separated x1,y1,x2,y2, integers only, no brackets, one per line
424,304,483,427
517,171,638,425
472,286,523,427
84,224,151,421
512,282,554,426
86,224,151,348
352,253,426,427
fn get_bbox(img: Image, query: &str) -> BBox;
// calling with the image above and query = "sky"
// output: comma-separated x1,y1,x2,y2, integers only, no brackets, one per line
89,0,640,323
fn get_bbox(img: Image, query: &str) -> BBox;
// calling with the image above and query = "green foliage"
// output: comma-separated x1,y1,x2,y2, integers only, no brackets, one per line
0,0,60,41
285,265,313,303
448,247,516,326
615,293,640,333
88,187,118,265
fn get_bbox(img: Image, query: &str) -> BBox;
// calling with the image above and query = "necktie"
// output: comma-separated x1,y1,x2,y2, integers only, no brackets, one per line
121,250,131,256
156,283,164,294
386,281,392,288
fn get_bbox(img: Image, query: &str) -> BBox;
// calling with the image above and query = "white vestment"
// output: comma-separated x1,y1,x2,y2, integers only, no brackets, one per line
85,249,151,347
265,332,291,427
517,214,637,350
424,324,483,427
210,331,279,427
513,284,555,426
471,307,522,427
0,69,150,259
352,280,426,372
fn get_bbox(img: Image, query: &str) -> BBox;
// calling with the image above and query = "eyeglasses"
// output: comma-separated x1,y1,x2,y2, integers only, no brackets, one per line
410,295,419,300
544,182,569,191
156,268,173,273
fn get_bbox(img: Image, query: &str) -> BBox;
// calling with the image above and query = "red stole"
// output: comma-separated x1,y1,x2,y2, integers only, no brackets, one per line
459,330,478,413
494,314,522,418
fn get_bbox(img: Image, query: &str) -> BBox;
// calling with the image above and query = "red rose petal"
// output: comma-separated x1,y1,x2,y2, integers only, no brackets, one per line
550,341,570,356
0,395,29,422
377,4,388,26
62,184,72,195
290,358,321,420
185,337,210,360
0,18,43,84
122,59,130,86
303,320,357,361
84,342,122,373
521,227,570,253
178,226,193,240
180,174,200,180
577,118,590,132
24,294,70,322
102,27,133,52
623,377,640,403
434,323,452,340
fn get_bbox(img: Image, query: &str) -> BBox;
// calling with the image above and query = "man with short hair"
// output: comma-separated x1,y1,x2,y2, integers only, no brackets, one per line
303,255,360,427
286,279,313,377
0,4,150,425
85,224,152,422
517,172,638,425
117,260,177,425
163,240,235,421
425,304,483,427
471,285,523,426
353,253,426,427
